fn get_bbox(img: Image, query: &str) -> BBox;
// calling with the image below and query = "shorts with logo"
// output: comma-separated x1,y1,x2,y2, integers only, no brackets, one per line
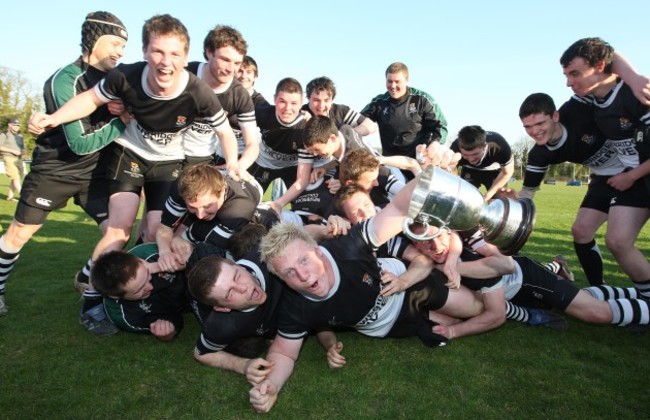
580,174,616,213
249,162,298,192
509,256,579,311
16,171,109,225
108,145,183,211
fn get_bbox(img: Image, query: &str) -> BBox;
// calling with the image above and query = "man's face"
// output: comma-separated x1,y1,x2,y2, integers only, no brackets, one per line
143,35,189,95
237,66,257,90
305,136,337,159
459,146,486,165
521,112,560,146
562,57,604,97
352,168,380,192
340,191,376,224
308,90,333,116
8,123,20,134
385,71,408,99
121,262,154,300
412,226,452,264
185,190,225,221
206,46,244,85
210,262,267,311
274,91,303,124
271,240,330,299
91,34,126,72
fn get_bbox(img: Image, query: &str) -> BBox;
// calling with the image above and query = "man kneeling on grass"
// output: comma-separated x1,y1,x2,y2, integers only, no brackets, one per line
91,243,192,340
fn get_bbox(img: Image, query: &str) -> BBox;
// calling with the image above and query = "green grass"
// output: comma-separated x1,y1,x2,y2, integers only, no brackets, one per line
0,179,649,419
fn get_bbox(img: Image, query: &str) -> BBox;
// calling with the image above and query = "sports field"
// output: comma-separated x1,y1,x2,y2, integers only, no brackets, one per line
0,178,648,419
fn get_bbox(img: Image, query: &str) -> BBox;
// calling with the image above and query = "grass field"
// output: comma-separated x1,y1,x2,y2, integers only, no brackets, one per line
0,178,649,419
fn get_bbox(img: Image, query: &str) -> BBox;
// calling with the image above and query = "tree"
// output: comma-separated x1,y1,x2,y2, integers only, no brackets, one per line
511,136,535,180
0,66,42,154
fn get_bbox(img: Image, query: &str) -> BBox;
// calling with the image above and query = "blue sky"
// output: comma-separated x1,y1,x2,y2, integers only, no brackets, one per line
2,0,648,148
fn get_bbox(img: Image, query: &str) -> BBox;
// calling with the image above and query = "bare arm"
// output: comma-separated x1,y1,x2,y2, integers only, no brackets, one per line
195,351,274,386
611,51,650,106
484,160,515,201
271,162,312,211
249,336,303,413
378,155,422,177
214,122,242,179
353,118,378,136
236,124,261,171
434,288,506,339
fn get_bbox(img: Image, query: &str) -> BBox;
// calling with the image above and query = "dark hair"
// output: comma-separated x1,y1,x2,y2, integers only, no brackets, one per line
91,251,140,297
306,76,336,99
304,115,338,147
334,184,370,217
519,93,557,119
457,125,487,150
202,25,247,60
229,223,268,260
560,37,614,73
275,77,302,96
187,256,234,306
142,14,190,54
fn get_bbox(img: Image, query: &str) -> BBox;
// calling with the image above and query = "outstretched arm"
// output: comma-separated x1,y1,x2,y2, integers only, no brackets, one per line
29,88,103,135
249,336,303,413
195,350,274,386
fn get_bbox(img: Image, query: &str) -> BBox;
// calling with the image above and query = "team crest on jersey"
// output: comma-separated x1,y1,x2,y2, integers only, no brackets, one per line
408,103,417,115
292,142,297,150
383,107,389,115
619,117,633,131
130,162,141,174
139,301,152,313
175,115,188,127
580,134,595,145
362,273,373,286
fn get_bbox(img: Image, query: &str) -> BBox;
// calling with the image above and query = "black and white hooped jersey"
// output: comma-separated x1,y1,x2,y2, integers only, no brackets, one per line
95,62,229,161
573,80,650,168
161,177,262,249
194,251,284,355
450,131,513,171
254,105,314,169
276,221,406,340
185,62,257,158
524,99,621,188
301,103,369,128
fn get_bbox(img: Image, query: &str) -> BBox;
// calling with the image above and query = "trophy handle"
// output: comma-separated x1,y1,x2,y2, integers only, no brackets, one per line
402,218,446,241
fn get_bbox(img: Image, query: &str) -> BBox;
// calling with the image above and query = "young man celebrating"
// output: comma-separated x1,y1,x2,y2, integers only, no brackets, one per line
560,38,650,298
361,62,447,178
248,172,482,413
155,163,262,272
302,76,377,136
91,243,192,340
449,125,513,201
29,14,243,333
185,25,259,169
0,11,128,325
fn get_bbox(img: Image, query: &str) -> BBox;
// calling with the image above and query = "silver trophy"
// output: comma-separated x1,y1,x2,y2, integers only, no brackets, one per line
402,165,536,255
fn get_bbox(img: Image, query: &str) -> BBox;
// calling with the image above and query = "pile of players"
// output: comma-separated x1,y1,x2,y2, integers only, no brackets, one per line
0,10,649,414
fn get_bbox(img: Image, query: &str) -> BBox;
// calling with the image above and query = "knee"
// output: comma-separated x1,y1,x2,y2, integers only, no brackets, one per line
605,233,629,254
571,222,593,242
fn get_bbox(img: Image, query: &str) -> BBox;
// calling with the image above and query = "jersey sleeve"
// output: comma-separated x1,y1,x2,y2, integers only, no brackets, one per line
52,66,125,155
